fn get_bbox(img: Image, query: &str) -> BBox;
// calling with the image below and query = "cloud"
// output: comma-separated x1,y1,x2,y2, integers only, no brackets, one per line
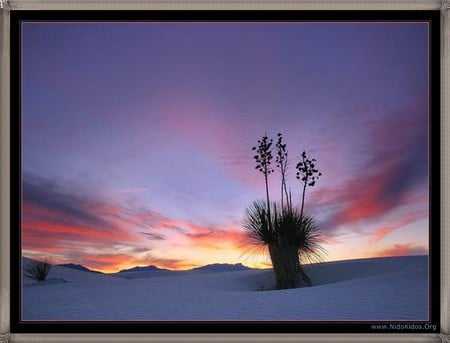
117,207,171,231
21,173,253,271
22,174,177,242
139,232,166,240
21,174,168,267
316,106,428,234
81,252,195,272
23,174,114,230
369,226,398,244
79,253,146,272
23,218,123,240
363,106,427,200
369,210,428,244
21,227,68,254
114,187,152,194
371,244,428,258
168,218,252,250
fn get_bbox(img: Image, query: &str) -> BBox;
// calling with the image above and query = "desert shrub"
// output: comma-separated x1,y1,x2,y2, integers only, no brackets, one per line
25,259,51,281
245,132,325,290
244,202,324,289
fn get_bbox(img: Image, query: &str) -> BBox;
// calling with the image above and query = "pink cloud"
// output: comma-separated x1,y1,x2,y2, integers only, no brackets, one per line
315,107,428,234
371,244,428,258
369,210,428,244
22,187,254,272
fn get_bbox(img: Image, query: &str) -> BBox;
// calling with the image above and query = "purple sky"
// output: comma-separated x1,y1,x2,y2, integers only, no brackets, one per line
22,22,429,272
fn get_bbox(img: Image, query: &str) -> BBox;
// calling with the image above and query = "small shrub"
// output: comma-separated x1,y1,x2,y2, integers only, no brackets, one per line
25,259,51,281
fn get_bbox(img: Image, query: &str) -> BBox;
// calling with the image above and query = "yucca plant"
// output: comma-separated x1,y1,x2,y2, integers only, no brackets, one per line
244,201,325,289
245,133,325,290
25,259,51,281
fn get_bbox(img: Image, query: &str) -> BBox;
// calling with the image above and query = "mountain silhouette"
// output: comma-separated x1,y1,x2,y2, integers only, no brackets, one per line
190,263,251,273
57,263,103,274
117,265,169,273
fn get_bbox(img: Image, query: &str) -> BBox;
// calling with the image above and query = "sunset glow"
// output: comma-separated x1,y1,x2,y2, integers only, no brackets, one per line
22,22,429,273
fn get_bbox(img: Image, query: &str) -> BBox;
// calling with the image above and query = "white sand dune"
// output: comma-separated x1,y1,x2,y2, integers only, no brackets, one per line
22,255,428,321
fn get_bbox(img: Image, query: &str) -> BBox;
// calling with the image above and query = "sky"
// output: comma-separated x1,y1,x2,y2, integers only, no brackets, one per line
21,22,430,273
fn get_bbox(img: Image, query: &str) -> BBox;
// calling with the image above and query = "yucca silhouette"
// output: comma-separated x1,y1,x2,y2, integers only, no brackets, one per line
25,259,51,281
244,202,324,289
245,133,325,289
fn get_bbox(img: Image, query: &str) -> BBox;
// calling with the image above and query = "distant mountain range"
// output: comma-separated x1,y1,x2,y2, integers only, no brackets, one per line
27,257,254,275
56,263,103,274
63,263,252,274
190,263,251,273
117,265,167,273
117,263,252,274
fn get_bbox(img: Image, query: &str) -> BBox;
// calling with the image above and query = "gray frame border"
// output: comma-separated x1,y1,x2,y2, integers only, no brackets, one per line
0,1,448,342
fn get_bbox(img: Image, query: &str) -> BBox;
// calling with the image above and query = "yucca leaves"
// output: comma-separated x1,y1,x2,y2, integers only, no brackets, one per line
296,215,326,266
243,200,277,245
243,201,325,288
25,259,51,281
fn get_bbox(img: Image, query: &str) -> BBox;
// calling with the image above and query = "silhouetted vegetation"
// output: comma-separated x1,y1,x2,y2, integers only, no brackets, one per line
296,150,322,219
244,133,325,290
252,133,274,222
275,133,289,211
25,259,51,281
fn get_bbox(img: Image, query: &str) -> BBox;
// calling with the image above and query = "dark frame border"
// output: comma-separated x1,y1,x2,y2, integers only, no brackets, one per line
9,9,441,334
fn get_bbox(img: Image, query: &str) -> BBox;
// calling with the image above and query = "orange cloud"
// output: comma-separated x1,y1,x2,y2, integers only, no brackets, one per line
371,244,428,258
23,200,255,272
370,226,398,243
176,221,252,251
80,254,146,273
315,109,428,237
327,169,396,229
369,210,428,244
22,200,144,268
80,253,206,273
23,217,135,242
346,200,385,222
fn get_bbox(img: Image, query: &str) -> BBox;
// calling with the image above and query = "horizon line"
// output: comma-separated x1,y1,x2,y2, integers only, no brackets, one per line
21,253,428,274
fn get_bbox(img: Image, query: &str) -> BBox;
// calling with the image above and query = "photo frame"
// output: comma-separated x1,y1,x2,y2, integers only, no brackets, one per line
1,1,449,342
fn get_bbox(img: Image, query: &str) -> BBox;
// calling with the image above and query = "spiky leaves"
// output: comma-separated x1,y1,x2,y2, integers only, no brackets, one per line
244,201,325,289
243,200,278,246
25,259,51,281
275,207,325,287
295,215,326,266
